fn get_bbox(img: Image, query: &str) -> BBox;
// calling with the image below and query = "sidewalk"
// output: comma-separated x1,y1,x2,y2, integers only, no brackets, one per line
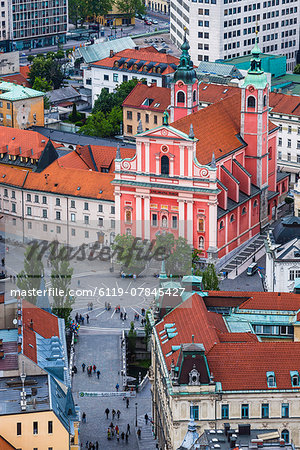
135,413,157,450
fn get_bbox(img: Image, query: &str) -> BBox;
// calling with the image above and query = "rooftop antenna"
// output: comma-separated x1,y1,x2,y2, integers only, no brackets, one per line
20,360,27,411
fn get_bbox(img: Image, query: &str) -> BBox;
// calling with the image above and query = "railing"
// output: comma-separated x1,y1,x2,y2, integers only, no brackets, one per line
121,329,127,388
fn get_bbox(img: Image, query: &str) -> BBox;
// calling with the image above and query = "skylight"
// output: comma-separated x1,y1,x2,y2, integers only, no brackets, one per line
154,103,160,107
142,98,154,106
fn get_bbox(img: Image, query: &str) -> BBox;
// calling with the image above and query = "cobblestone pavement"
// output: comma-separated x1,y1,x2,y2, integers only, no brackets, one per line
72,330,155,449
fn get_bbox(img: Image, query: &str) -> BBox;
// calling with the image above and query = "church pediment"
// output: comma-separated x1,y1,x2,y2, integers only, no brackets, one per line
137,125,195,142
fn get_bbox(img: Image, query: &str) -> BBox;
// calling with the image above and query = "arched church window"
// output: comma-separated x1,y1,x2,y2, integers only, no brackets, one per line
125,210,132,223
230,214,235,223
268,146,272,160
242,206,247,215
161,155,169,175
161,215,168,228
198,218,204,232
193,90,197,103
126,228,131,235
247,96,256,108
199,236,204,249
263,94,267,107
177,91,185,104
220,220,224,230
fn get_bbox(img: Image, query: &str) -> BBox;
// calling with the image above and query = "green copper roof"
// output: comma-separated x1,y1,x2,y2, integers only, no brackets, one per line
173,33,197,85
242,37,268,90
0,81,44,101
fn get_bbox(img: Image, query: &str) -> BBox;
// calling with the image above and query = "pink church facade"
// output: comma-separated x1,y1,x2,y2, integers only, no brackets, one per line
113,39,289,262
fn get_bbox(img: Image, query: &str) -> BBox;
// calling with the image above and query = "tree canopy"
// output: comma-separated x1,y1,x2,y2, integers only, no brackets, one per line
293,64,300,74
17,245,44,304
29,54,65,90
116,0,145,17
68,0,114,26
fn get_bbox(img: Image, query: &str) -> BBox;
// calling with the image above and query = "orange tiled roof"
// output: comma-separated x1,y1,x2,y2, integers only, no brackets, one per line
0,435,17,449
122,82,171,112
0,161,115,200
19,65,30,79
93,47,179,76
269,91,300,116
198,83,238,104
172,92,277,165
1,73,31,88
208,291,300,311
0,127,48,159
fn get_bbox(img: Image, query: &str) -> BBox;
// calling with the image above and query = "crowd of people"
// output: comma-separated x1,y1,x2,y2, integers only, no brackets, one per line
81,363,101,378
105,408,131,442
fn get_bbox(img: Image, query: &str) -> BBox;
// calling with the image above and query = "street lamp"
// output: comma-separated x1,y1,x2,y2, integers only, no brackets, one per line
135,402,138,427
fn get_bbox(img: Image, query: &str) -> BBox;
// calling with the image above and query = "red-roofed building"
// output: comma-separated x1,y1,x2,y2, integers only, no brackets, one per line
151,288,300,450
90,47,179,106
114,38,289,262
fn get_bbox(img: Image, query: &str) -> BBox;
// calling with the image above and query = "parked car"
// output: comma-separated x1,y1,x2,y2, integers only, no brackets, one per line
145,20,153,25
152,19,159,24
247,262,258,276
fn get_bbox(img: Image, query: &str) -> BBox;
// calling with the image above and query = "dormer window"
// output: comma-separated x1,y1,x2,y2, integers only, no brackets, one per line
267,371,276,388
290,371,300,387
114,61,119,68
189,365,200,386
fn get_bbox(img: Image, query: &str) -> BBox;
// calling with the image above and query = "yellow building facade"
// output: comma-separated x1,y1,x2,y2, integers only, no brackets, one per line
98,4,135,27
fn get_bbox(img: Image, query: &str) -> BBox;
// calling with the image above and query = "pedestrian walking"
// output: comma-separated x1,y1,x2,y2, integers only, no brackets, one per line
105,408,109,419
82,363,86,372
73,365,77,374
115,383,119,392
145,413,149,425
117,409,121,419
127,423,130,434
137,428,141,439
97,370,100,379
124,312,127,320
86,314,89,324
126,398,129,408
82,316,85,325
75,313,79,323
120,311,123,320
95,442,99,450
112,409,116,420
93,364,96,373
115,425,119,435
77,279,80,287
121,432,125,441
126,431,129,443
82,412,86,423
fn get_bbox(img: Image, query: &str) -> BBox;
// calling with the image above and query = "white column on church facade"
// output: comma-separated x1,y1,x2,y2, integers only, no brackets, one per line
186,200,193,246
188,147,192,177
114,191,121,235
137,141,142,173
178,200,185,238
170,157,174,177
179,145,185,177
145,142,150,173
144,196,150,240
156,155,160,175
208,199,218,250
136,195,142,237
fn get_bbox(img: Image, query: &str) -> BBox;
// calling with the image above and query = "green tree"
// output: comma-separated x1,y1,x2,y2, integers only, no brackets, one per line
92,79,139,115
50,246,75,325
116,0,145,17
32,76,52,93
69,103,82,123
79,110,114,137
55,50,65,60
152,233,192,276
293,64,300,74
144,312,152,345
128,321,137,355
17,245,44,305
44,95,51,110
29,55,65,90
27,55,35,63
68,0,114,26
201,263,220,291
112,234,147,274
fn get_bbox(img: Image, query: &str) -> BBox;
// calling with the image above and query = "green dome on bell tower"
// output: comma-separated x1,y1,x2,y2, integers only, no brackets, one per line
173,30,197,85
242,31,268,90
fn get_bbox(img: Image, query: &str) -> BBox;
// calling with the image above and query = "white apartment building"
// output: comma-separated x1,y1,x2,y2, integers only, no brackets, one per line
170,0,299,72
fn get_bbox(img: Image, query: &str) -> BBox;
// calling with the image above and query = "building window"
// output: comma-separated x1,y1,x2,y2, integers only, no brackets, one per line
161,155,169,175
279,124,282,132
48,421,53,434
154,115,157,124
268,146,272,160
42,196,47,204
281,430,289,443
288,125,292,134
42,209,47,218
253,200,258,208
98,204,103,212
278,151,282,159
12,203,16,213
242,206,247,215
43,224,47,231
241,404,249,419
7,102,10,110
12,218,16,226
263,94,267,107
152,213,158,227
127,125,132,134
247,96,256,108
98,217,103,227
28,221,32,229
219,220,224,230
4,188,7,197
267,372,276,387
172,215,178,229
261,403,269,418
84,215,89,225
190,405,199,421
71,213,75,222
17,422,22,435
111,206,115,214
282,404,289,418
177,91,185,104
71,200,75,208
33,421,38,435
287,139,291,148
56,211,61,220
27,193,31,202
230,214,235,222
125,210,132,223
56,198,60,206
71,228,76,236
199,236,204,249
104,74,109,81
198,218,204,232
127,111,132,120
56,226,61,234
84,202,89,210
11,190,15,199
85,230,89,238
145,114,149,123
27,207,32,216
34,194,39,203
111,219,115,228
113,73,118,82
278,138,282,147
221,404,229,419
287,152,291,161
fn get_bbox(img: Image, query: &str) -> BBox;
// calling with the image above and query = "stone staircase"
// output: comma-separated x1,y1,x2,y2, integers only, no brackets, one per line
220,233,266,277
135,413,157,450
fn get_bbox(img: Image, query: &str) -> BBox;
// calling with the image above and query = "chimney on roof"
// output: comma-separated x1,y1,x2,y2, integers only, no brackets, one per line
109,50,114,58
188,123,195,139
150,81,157,87
135,46,139,50
278,292,281,296
192,334,194,343
278,88,282,93
29,319,33,329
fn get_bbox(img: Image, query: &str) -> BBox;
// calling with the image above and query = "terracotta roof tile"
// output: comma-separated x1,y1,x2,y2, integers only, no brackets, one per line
19,65,30,79
0,342,18,371
0,435,17,449
207,342,300,390
122,83,171,112
0,127,48,159
208,291,300,311
270,92,300,116
1,73,31,88
198,83,238,104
